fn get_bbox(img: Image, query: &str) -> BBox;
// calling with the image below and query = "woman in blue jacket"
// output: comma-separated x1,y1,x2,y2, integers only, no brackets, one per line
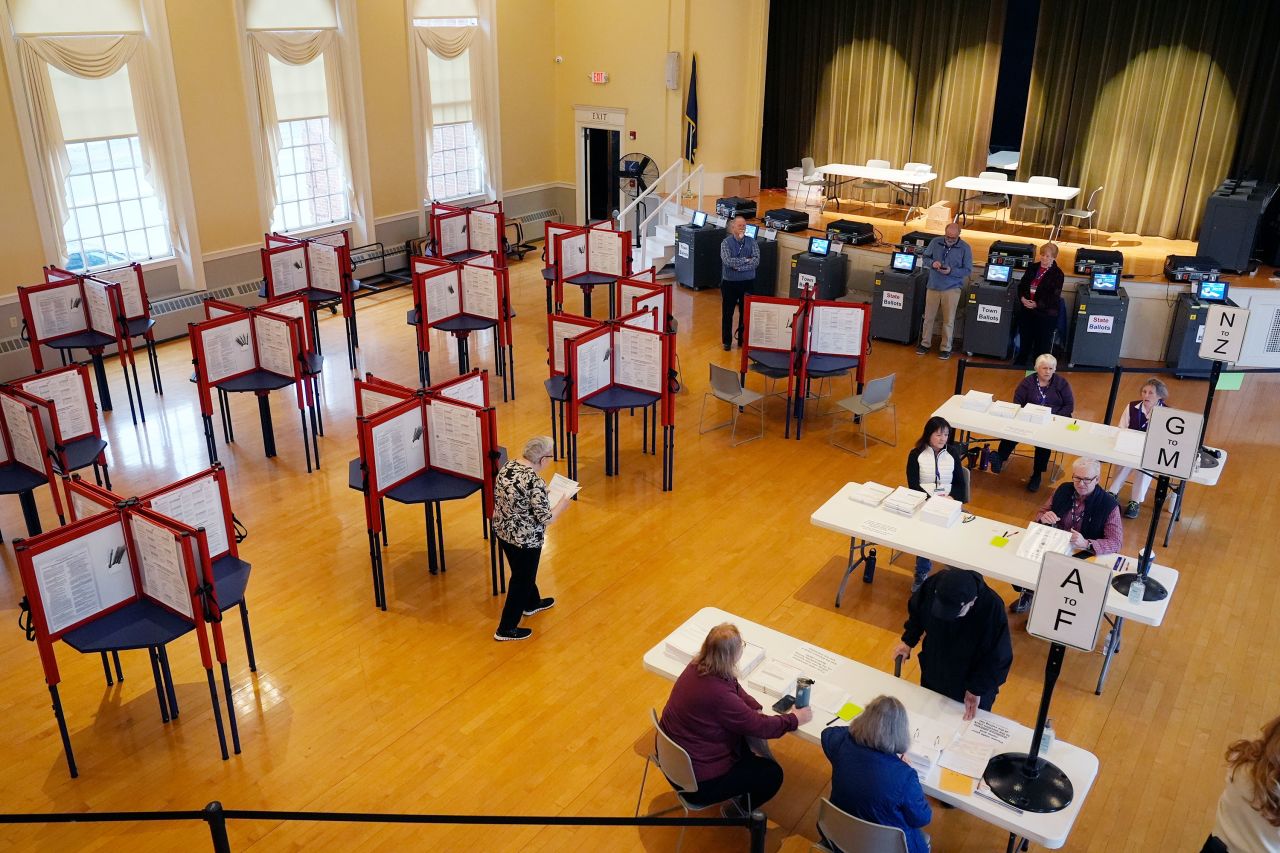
821,695,931,853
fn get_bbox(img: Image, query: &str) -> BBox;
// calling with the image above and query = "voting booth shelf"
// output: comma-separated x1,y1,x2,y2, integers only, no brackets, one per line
188,308,320,473
562,308,676,491
20,267,148,424
354,370,501,610
261,228,361,371
14,494,242,778
431,200,506,268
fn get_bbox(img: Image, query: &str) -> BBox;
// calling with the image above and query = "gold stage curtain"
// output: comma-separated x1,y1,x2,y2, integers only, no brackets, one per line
1019,0,1274,240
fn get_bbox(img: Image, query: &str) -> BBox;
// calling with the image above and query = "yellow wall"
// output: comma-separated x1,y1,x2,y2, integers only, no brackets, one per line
496,0,556,192
686,0,768,178
164,0,259,254
0,56,48,293
356,0,416,218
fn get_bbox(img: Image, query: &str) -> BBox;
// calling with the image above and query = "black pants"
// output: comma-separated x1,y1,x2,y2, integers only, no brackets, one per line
997,439,1050,474
496,538,542,632
685,754,783,810
1017,308,1056,364
721,279,752,346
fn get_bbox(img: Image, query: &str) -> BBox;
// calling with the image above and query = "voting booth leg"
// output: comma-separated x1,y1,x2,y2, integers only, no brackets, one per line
121,356,142,425
100,652,114,686
418,350,430,388
583,288,593,317
146,335,163,394
159,645,180,719
148,646,171,723
49,684,77,778
507,345,516,401
203,415,219,465
255,393,276,459
219,661,241,754
18,489,42,536
1111,476,1170,601
237,601,258,672
380,498,389,546
300,409,313,474
454,333,470,374
549,402,558,461
88,351,113,412
984,642,1074,813
309,309,323,355
367,530,385,610
205,668,230,761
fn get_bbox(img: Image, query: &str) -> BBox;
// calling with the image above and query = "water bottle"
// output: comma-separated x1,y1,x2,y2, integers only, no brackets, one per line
1038,718,1055,757
795,678,814,709
1127,575,1146,605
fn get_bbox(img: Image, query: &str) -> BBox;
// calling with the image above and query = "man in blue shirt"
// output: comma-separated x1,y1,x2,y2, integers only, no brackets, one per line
719,216,760,351
917,222,972,361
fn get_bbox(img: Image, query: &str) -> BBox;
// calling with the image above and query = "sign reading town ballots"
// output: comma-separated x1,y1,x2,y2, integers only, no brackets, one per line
1027,552,1109,653
1141,406,1203,479
1197,304,1249,363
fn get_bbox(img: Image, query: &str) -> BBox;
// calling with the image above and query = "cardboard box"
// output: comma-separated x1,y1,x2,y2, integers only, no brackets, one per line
925,200,955,228
722,174,760,197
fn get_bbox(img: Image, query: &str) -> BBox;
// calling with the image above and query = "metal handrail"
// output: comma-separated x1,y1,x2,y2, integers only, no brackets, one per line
638,165,704,238
616,159,686,230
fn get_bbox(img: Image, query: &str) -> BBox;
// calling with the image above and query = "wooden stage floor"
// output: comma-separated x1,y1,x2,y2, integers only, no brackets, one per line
0,252,1276,851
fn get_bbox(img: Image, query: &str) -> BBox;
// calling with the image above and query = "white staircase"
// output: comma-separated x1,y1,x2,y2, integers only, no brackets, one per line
633,207,692,273
616,160,704,277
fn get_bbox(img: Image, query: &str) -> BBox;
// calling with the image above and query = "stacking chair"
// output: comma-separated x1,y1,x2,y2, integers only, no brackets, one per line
635,709,738,853
800,157,828,209
1011,175,1058,229
830,374,897,455
812,798,910,853
853,159,892,211
1053,186,1104,244
900,161,933,209
700,364,765,445
965,171,1010,222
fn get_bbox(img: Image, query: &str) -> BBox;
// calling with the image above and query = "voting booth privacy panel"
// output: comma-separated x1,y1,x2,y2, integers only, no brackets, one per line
54,261,163,396
14,488,241,777
354,370,501,609
614,269,674,332
551,221,631,312
5,364,110,490
431,200,505,264
261,229,360,369
0,382,68,531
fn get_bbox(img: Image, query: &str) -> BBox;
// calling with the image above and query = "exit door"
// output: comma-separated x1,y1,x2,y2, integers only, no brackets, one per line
583,127,620,224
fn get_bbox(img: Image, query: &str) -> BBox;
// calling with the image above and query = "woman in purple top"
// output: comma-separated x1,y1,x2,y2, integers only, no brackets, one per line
660,624,812,813
990,353,1075,492
1107,378,1169,518
821,695,931,853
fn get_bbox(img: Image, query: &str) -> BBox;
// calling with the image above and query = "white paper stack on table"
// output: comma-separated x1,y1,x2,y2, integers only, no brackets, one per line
921,495,963,528
1114,429,1145,455
664,624,764,675
1016,522,1073,562
1017,403,1051,424
747,658,803,698
989,400,1020,419
883,486,927,518
906,715,961,782
808,680,849,715
848,481,894,506
938,735,996,794
547,473,581,508
960,390,994,412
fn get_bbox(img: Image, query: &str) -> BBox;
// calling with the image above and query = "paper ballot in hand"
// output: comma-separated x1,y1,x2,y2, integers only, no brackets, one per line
547,473,580,508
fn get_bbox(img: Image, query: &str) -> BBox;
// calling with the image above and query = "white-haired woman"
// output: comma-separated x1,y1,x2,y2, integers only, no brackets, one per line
1108,378,1170,519
822,695,931,853
991,353,1075,492
492,436,569,641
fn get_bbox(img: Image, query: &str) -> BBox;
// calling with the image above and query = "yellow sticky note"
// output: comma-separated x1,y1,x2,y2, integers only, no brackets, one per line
837,702,862,722
1066,422,1081,432
940,768,978,795
990,535,1010,548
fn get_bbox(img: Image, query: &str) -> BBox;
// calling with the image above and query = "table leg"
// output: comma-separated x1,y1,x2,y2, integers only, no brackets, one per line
256,392,276,458
835,539,877,608
1095,615,1124,695
19,489,42,537
90,351,113,411
49,684,77,778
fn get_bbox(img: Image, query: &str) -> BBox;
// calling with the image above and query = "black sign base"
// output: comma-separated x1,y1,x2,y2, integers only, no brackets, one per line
1110,572,1168,601
983,752,1074,813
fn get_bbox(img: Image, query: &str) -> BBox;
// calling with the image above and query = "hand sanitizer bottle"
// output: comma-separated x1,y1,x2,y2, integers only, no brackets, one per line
1128,575,1146,605
1038,718,1055,757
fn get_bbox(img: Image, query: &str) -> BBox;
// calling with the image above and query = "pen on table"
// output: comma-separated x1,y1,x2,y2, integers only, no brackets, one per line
826,715,840,726
1112,555,1124,573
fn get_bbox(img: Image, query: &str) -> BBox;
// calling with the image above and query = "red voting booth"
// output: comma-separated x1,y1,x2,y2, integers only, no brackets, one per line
562,310,677,490
431,200,506,265
353,369,501,610
66,261,163,397
19,267,146,423
188,305,318,472
409,253,515,400
6,363,111,495
14,491,241,777
545,312,602,461
0,383,67,536
541,221,582,313
740,294,871,439
614,268,673,331
260,228,360,370
552,222,631,317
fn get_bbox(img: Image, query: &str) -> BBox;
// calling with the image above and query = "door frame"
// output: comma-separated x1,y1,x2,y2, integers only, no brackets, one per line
573,104,627,224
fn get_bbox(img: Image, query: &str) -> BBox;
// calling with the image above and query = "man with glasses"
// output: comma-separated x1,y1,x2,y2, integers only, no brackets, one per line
1010,457,1123,614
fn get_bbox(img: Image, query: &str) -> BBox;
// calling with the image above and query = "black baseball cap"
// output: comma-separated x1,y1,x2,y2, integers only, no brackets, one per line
932,570,979,620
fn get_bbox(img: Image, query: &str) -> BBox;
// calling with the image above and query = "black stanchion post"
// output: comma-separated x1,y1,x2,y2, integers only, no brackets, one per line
1104,364,1123,424
954,357,967,396
748,810,767,853
1202,359,1222,443
202,801,232,853
1110,475,1170,601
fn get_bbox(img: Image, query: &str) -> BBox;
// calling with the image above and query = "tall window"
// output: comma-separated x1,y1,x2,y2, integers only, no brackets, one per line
419,22,483,201
50,66,171,271
267,54,348,231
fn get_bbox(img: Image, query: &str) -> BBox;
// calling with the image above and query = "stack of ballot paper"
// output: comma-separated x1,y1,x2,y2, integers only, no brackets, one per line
1017,403,1051,424
989,400,1020,419
738,642,766,677
960,390,994,412
1115,429,1145,455
1016,522,1073,562
883,487,928,518
938,734,996,793
747,658,802,698
905,715,959,783
664,624,711,662
808,680,848,715
848,481,894,506
921,495,962,528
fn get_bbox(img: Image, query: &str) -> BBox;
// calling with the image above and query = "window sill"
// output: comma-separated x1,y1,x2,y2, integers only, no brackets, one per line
426,194,488,209
273,220,354,241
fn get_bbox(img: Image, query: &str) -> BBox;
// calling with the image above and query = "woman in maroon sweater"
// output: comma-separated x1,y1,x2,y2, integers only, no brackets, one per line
660,624,812,813
1014,242,1064,366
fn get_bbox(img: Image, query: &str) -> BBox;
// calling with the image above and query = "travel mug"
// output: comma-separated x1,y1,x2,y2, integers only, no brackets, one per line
795,677,814,709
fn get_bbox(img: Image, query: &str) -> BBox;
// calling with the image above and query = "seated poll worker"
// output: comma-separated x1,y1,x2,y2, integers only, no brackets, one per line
822,695,932,853
1009,456,1124,614
917,222,972,361
1108,378,1170,519
1015,242,1064,366
990,353,1075,493
661,623,812,813
905,416,970,592
491,436,570,642
719,215,760,352
892,568,1012,721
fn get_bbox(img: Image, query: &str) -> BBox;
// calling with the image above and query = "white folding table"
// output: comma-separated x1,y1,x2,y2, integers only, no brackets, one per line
644,606,1099,851
945,176,1079,226
810,482,1179,695
818,163,938,223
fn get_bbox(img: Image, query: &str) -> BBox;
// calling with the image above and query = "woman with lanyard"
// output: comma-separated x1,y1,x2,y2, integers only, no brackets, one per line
1107,378,1170,518
1014,243,1064,366
905,416,970,591
990,353,1075,492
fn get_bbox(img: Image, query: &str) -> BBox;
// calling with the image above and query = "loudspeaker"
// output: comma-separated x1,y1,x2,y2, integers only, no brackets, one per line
665,52,680,91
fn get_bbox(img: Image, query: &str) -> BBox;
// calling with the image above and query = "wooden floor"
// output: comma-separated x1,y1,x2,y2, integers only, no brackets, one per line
721,188,1280,283
1,252,1276,852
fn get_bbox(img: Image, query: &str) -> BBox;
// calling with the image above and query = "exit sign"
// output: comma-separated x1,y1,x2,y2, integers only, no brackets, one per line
589,71,609,84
